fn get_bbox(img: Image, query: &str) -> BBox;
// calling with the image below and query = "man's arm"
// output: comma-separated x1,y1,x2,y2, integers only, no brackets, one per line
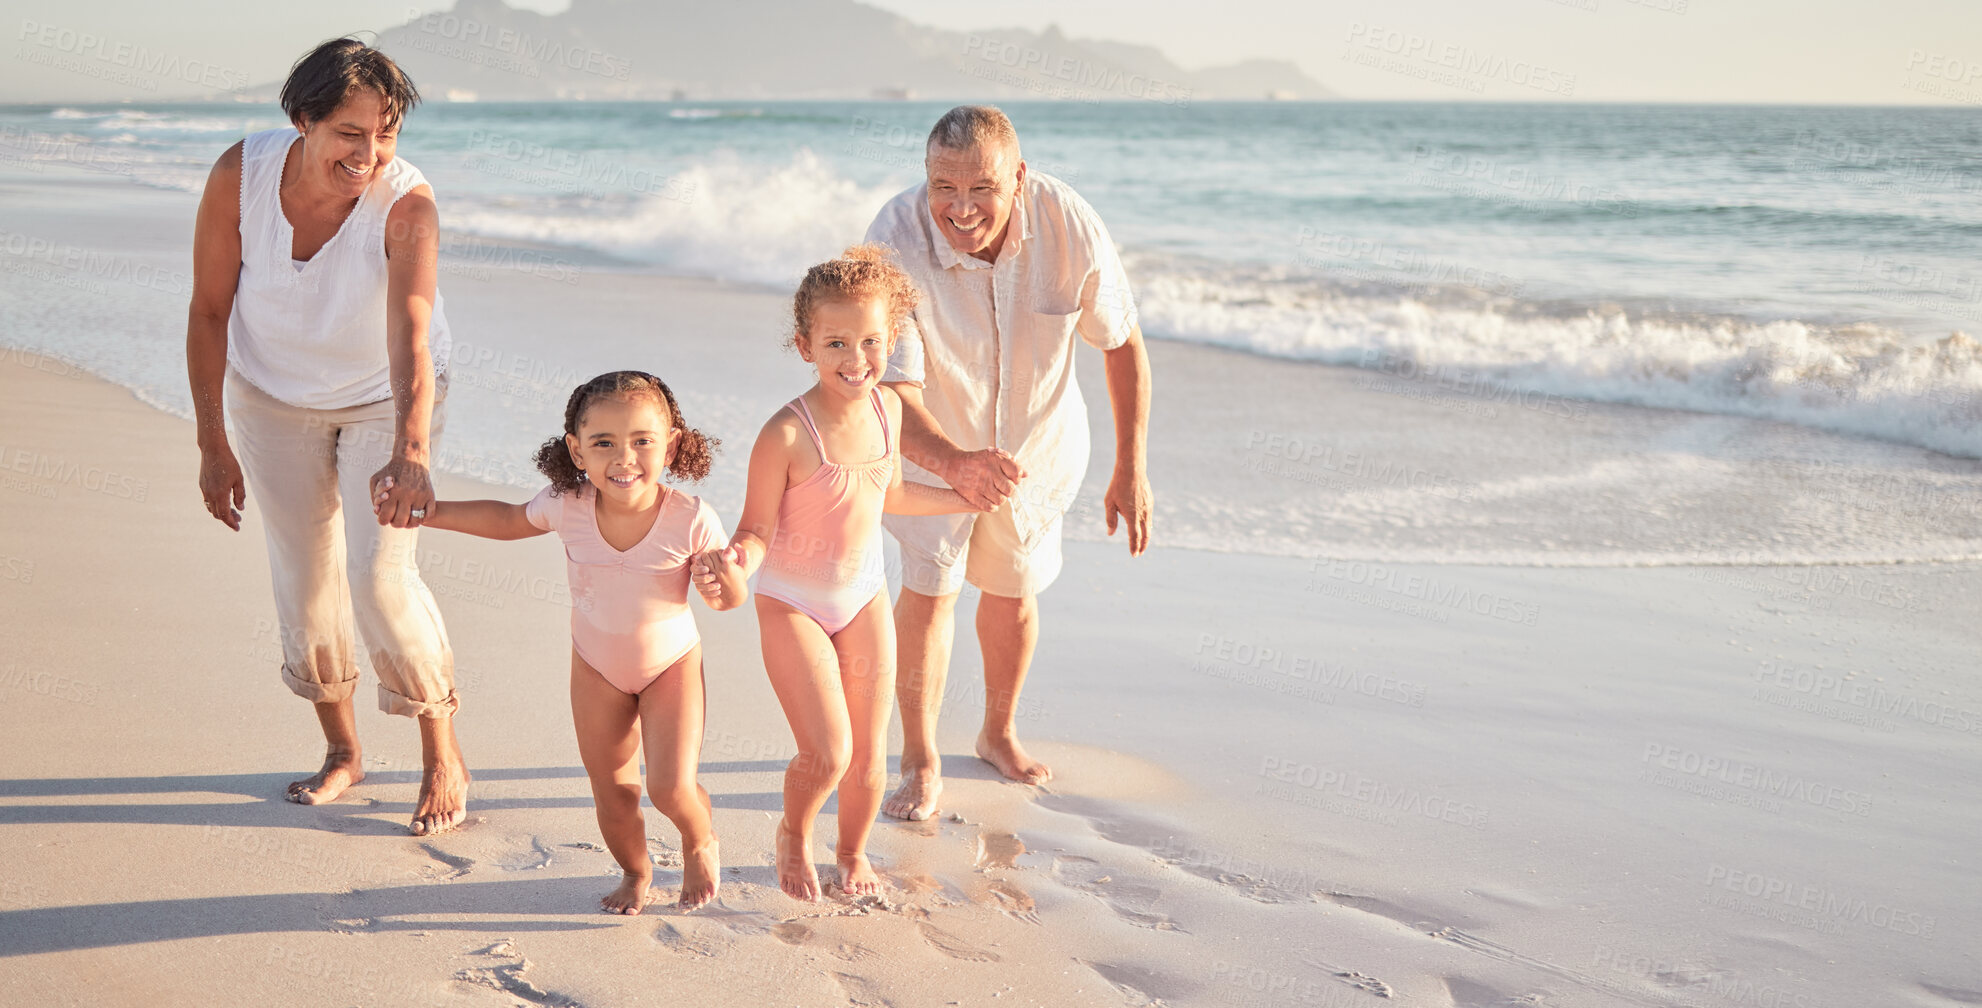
1101,323,1152,556
886,380,1024,511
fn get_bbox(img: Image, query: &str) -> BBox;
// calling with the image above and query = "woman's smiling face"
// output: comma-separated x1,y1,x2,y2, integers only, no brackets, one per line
294,87,398,199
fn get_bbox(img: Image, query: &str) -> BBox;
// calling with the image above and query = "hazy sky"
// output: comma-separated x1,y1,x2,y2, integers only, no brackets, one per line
5,0,1978,104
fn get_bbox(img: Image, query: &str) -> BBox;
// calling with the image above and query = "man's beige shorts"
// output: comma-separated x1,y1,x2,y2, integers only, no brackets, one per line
884,502,1064,599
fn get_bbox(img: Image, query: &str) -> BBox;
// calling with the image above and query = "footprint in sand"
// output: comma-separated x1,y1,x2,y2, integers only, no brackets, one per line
830,971,897,1008
1078,959,1174,1008
1305,958,1395,1000
1050,856,1185,933
652,920,724,958
969,879,1039,924
496,837,555,871
1336,971,1394,998
647,837,684,870
832,942,878,963
419,842,475,880
453,942,579,1006
916,921,1001,962
770,921,812,945
973,831,1025,870
896,873,966,906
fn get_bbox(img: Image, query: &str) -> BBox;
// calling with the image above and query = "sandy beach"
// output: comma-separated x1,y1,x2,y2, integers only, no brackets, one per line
2,152,1979,1008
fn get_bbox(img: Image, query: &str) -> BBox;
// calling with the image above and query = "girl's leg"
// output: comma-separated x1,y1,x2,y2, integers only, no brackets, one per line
568,650,649,914
636,643,720,910
757,596,851,902
831,592,895,896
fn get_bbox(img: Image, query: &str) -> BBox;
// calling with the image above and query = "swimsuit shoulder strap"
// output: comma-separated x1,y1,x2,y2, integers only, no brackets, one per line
788,396,829,459
869,388,893,455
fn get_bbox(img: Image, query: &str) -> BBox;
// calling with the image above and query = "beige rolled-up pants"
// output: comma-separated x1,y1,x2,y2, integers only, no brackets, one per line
226,369,457,717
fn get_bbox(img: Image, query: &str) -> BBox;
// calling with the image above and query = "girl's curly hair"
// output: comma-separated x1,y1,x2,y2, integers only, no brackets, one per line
533,371,717,495
789,243,920,351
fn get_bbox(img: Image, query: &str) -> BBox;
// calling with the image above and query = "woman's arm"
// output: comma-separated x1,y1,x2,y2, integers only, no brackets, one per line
373,185,443,529
186,142,245,530
879,387,982,516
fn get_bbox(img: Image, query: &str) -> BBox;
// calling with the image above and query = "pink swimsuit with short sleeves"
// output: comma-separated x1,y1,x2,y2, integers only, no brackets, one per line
525,482,726,694
754,390,894,635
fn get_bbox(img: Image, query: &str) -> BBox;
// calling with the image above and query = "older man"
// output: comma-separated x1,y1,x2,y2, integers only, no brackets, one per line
868,105,1153,821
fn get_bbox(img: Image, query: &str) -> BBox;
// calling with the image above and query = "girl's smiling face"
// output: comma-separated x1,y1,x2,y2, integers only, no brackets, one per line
797,296,894,400
294,87,398,199
565,393,680,506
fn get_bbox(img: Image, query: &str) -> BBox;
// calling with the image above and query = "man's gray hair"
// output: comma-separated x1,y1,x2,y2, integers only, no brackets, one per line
926,105,1021,159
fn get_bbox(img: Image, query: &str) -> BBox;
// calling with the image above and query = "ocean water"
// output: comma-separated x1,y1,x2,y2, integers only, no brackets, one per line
3,100,1980,564
7,99,1979,456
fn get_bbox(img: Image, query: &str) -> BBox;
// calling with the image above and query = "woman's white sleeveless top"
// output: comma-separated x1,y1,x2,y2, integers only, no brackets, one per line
226,127,451,408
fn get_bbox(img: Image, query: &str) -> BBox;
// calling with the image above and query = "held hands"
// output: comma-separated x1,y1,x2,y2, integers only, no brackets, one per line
198,444,246,531
935,447,1025,511
691,543,748,609
370,459,435,528
372,474,437,526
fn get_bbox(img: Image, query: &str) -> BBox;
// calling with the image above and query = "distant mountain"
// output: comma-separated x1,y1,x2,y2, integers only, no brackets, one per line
248,0,1332,102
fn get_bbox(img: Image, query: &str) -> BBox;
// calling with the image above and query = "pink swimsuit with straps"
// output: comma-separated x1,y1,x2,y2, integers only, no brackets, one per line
755,390,894,635
525,482,726,694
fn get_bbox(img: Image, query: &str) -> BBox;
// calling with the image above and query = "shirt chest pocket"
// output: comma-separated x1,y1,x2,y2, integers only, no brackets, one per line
1009,306,1081,406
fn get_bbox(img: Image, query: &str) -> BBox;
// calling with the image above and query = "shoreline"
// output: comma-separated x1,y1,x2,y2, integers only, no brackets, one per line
3,346,1976,1008
1,139,1977,1008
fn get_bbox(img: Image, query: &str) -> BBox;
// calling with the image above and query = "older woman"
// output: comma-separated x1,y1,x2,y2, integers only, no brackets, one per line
185,38,467,834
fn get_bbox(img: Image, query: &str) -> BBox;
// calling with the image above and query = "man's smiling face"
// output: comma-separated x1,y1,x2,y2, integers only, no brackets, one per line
925,141,1026,263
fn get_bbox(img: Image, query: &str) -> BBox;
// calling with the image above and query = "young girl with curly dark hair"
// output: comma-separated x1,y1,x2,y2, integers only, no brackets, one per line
381,369,735,913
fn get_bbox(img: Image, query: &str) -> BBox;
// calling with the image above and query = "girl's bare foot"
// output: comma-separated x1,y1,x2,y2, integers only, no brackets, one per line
287,750,364,805
976,731,1051,785
837,852,883,897
679,838,720,910
603,874,654,914
882,766,941,821
776,821,821,902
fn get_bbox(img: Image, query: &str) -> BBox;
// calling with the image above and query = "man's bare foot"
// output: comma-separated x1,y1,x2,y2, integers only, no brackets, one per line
410,752,470,836
679,838,720,910
602,874,654,914
837,852,883,897
882,765,942,821
775,821,821,903
976,731,1051,785
287,751,364,805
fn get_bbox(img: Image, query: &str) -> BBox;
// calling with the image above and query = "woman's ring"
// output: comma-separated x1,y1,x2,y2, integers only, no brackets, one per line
410,508,427,519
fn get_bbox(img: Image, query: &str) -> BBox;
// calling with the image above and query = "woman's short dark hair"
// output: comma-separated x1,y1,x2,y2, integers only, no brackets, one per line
280,38,421,129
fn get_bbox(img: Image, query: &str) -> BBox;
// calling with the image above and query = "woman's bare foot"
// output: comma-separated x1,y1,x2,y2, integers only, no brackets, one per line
287,750,364,805
602,874,654,914
775,821,821,903
679,838,720,910
882,765,942,821
411,717,470,836
837,852,883,897
976,731,1051,785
